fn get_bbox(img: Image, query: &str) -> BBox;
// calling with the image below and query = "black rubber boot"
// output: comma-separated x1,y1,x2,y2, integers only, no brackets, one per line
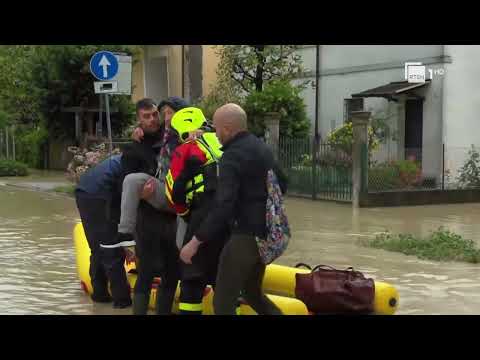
133,293,150,315
113,297,132,309
178,280,204,315
155,286,176,315
91,292,112,303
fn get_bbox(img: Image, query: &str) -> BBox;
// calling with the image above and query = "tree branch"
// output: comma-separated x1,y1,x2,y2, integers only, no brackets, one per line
263,68,283,80
231,74,250,93
233,60,255,80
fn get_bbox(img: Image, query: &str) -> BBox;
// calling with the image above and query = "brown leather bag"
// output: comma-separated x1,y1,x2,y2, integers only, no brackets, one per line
294,264,375,314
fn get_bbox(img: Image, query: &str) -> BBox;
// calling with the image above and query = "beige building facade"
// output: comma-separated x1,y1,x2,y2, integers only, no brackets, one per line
131,45,220,104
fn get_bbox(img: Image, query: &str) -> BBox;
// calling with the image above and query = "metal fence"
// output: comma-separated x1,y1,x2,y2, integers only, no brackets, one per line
278,137,352,201
0,126,16,161
368,144,480,192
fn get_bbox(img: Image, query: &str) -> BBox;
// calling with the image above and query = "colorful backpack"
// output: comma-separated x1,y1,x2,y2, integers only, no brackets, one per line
256,169,291,265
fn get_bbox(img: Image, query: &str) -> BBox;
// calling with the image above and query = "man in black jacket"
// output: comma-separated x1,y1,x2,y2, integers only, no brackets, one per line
117,97,187,244
179,103,287,315
118,97,188,315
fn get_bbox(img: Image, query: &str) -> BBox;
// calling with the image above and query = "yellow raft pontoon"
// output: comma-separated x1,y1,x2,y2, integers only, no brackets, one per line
74,223,399,315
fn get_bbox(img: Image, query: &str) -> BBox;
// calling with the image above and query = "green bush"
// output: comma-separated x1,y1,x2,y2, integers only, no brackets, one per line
396,159,421,186
243,80,310,138
359,227,480,263
14,125,49,168
0,159,29,176
396,159,418,174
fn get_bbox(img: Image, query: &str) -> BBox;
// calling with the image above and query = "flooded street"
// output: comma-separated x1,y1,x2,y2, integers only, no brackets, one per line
1,182,480,314
0,185,130,315
281,198,480,315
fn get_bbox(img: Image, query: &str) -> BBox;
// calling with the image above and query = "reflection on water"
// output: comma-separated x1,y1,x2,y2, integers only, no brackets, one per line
1,183,480,314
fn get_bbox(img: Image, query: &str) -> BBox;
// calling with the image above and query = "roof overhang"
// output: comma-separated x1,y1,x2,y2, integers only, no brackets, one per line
352,80,431,101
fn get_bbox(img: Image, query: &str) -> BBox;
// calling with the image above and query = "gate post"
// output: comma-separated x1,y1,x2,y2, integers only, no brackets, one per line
352,111,370,208
311,135,319,200
264,112,280,160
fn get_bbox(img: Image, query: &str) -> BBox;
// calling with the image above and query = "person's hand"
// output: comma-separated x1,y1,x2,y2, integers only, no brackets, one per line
179,236,202,264
132,127,144,142
184,130,204,142
140,178,156,200
124,246,136,265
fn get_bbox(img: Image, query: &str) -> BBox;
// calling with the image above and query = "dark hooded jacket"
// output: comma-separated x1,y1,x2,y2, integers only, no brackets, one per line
195,131,288,243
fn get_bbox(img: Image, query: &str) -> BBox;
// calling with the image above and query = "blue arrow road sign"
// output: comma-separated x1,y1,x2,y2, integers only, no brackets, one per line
90,51,119,81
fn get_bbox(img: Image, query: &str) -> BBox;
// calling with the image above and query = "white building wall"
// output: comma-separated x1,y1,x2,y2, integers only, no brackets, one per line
296,45,444,137
296,45,446,181
299,45,443,72
411,72,445,179
144,46,169,103
442,45,480,185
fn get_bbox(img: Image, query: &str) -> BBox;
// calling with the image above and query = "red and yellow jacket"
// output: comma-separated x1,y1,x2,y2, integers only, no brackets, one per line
165,132,223,217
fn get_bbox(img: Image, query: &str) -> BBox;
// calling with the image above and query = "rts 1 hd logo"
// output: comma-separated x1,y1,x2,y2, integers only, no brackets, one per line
405,62,445,83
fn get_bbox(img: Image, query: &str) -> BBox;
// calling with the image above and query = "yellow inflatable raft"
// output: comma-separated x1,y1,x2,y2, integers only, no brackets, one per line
262,264,399,315
74,223,398,315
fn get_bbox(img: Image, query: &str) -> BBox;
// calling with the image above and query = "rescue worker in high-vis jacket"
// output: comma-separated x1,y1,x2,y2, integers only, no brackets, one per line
166,107,231,315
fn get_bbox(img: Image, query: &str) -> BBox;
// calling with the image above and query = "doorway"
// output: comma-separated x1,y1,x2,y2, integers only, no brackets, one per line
405,99,423,162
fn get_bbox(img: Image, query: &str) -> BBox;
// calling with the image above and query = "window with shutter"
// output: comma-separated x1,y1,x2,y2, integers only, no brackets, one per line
343,98,364,122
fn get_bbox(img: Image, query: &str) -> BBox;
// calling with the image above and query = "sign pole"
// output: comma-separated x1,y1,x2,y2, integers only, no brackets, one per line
91,50,132,155
105,93,113,155
98,94,103,138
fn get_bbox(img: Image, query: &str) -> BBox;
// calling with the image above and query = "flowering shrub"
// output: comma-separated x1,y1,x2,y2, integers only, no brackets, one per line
66,143,121,183
327,121,379,155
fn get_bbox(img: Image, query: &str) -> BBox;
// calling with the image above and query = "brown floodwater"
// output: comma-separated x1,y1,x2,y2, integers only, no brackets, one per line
1,183,479,315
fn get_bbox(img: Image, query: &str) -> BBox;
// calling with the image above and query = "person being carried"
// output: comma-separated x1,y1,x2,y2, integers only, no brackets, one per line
165,107,230,315
101,97,187,315
115,97,206,259
107,97,206,314
115,97,189,249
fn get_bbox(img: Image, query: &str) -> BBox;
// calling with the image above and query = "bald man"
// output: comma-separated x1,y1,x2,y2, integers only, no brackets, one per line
180,103,287,315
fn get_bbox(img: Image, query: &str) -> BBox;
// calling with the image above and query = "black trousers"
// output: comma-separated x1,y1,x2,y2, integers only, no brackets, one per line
213,233,283,315
179,194,229,315
75,191,131,303
134,201,180,314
